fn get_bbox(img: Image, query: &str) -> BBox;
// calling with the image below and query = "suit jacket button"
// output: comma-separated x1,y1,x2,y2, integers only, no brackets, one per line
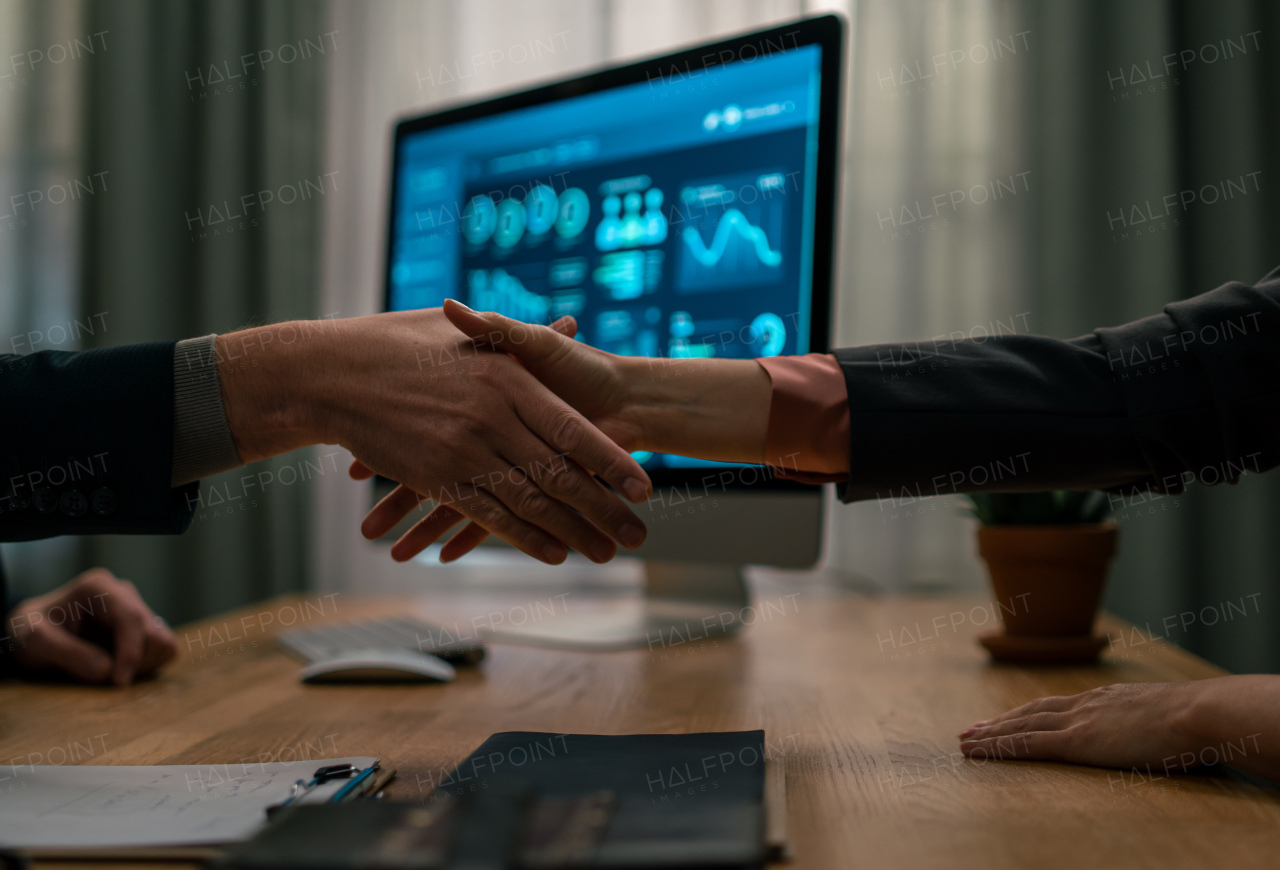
59,490,88,517
33,487,58,514
91,487,118,516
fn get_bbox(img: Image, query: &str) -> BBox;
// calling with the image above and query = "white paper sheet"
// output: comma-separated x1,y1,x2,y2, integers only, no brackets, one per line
0,756,379,849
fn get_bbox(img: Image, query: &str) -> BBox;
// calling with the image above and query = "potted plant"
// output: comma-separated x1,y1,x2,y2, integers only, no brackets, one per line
966,491,1117,665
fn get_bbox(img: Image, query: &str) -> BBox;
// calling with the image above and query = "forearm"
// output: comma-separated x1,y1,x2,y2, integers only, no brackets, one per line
1178,675,1280,781
620,356,771,464
834,266,1280,501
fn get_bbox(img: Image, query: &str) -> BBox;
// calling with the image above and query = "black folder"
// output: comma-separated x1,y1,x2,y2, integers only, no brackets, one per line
433,730,769,868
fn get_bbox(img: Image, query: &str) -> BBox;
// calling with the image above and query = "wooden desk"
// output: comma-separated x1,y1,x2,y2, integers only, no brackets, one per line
4,581,1278,868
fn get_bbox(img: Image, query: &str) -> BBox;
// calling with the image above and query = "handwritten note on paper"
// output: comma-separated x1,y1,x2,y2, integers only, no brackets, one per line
0,756,377,849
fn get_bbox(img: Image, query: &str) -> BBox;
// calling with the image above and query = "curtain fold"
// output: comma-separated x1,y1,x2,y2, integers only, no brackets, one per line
73,0,329,625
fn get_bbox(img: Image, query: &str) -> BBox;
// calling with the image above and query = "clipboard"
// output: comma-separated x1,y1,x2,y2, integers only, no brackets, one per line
0,756,394,861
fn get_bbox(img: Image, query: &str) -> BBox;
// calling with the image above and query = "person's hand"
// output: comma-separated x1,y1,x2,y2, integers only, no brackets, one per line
443,301,645,448
354,300,774,562
7,568,178,686
958,682,1206,769
348,305,642,562
218,308,651,565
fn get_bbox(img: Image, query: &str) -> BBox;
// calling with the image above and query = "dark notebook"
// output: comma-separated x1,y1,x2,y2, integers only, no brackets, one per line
430,730,768,869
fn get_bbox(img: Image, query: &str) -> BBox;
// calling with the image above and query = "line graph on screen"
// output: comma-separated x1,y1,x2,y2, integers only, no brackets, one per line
681,209,782,268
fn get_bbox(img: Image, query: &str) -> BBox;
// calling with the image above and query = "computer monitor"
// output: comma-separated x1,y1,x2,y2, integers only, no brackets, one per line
382,15,845,648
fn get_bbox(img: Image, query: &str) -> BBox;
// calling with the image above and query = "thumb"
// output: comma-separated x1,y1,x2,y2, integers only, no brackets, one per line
25,623,114,684
443,299,568,364
348,459,375,480
550,315,578,339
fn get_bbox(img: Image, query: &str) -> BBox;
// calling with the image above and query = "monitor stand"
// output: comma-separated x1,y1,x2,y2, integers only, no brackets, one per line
481,561,748,651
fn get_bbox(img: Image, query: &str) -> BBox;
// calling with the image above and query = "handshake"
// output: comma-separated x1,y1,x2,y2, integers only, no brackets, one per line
5,302,779,686
216,300,777,567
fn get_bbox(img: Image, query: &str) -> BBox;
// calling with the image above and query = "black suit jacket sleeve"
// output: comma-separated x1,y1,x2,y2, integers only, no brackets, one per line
0,341,198,541
833,265,1280,503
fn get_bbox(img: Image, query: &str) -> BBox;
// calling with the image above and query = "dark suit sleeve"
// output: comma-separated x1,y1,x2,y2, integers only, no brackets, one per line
0,341,198,541
833,265,1280,503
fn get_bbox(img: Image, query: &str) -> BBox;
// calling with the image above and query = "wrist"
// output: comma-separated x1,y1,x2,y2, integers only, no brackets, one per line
216,321,330,462
1171,678,1221,745
617,356,769,462
616,356,667,454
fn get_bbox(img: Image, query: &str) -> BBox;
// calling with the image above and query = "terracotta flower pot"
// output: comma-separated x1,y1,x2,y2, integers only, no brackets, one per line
976,522,1119,663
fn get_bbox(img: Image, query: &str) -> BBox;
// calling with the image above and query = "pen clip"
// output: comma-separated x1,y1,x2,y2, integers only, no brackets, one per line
312,764,359,784
328,763,379,803
266,764,362,818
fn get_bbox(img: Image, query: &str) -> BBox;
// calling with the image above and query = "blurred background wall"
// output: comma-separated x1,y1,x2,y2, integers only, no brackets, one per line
1,0,1277,673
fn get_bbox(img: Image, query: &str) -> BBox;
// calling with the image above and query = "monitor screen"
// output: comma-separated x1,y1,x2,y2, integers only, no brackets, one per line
386,23,837,478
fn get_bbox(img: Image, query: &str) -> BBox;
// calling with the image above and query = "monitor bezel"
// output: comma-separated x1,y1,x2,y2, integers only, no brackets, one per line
383,14,845,493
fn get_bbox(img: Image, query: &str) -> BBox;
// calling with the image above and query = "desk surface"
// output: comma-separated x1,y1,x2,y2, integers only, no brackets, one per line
3,580,1277,869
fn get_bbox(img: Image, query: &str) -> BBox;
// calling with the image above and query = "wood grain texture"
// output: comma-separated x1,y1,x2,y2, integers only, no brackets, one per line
3,580,1276,869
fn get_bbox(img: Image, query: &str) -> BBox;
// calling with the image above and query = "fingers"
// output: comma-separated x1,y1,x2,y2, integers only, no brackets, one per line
361,464,571,563
508,371,650,505
960,730,1072,763
549,315,578,339
959,693,1082,764
961,711,1071,742
491,417,644,556
139,615,179,675
73,572,171,685
961,694,1080,733
360,448,641,563
440,521,490,562
444,299,568,364
475,451,621,563
94,583,150,686
362,483,430,541
20,620,114,683
8,569,176,685
349,459,376,480
373,503,491,564
447,487,568,564
387,506,491,563
388,504,467,562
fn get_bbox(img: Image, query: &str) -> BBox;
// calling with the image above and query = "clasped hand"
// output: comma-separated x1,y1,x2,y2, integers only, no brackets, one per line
312,306,650,565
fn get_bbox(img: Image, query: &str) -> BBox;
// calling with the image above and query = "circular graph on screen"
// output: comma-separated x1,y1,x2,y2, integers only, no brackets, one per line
461,194,497,244
555,187,590,238
493,198,527,248
525,185,558,235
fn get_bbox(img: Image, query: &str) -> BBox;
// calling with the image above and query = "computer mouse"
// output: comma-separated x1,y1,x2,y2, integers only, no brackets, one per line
298,648,457,684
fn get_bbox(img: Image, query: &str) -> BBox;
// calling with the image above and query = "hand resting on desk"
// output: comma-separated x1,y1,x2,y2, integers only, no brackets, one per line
6,568,177,686
959,676,1280,782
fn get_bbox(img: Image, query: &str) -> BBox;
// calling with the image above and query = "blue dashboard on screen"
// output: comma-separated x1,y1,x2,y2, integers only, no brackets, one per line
388,45,823,471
